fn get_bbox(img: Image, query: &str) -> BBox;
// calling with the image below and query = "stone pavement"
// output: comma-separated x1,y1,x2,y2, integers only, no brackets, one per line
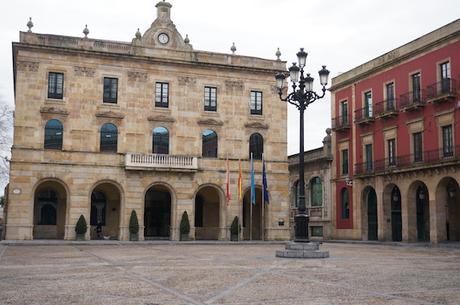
0,243,459,305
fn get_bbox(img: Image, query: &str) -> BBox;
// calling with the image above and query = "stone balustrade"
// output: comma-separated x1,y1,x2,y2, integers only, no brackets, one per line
125,153,198,171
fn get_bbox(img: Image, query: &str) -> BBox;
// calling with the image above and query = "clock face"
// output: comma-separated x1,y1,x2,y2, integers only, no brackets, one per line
158,33,169,44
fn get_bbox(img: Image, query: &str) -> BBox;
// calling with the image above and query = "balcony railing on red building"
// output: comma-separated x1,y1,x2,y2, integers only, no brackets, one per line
354,145,460,176
374,98,398,118
354,107,374,125
425,78,457,103
332,115,350,131
399,90,426,111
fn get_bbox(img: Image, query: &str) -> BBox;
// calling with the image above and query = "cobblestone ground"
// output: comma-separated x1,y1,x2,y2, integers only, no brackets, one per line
0,243,459,305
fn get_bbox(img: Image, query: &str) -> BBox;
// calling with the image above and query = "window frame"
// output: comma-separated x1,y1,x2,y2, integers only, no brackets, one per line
44,119,63,150
202,129,218,158
310,177,322,207
413,132,423,162
204,86,217,112
103,77,118,104
388,138,396,166
341,149,349,176
364,91,373,118
365,143,373,171
249,133,264,160
341,188,350,219
250,91,263,115
340,100,348,125
385,82,395,110
48,72,64,100
153,127,169,155
155,82,169,108
411,73,421,102
442,125,453,158
100,123,118,153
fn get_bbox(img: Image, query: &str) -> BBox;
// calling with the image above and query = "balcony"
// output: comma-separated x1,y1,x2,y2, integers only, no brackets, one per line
332,115,350,131
125,153,198,172
354,145,460,177
426,78,457,104
354,107,374,125
374,99,398,119
400,90,425,111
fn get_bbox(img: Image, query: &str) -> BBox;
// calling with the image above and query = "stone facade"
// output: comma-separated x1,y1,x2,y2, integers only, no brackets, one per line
5,1,290,241
288,129,333,240
330,19,460,243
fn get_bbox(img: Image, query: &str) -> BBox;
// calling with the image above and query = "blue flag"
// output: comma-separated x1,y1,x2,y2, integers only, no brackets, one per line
250,153,255,205
262,158,269,204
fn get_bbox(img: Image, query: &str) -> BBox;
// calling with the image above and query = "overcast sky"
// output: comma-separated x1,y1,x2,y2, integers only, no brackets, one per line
0,0,459,155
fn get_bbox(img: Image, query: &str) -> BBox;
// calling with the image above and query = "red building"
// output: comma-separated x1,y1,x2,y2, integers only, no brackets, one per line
330,19,460,243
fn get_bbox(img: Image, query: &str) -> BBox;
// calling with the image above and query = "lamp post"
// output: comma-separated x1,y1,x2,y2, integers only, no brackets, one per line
275,48,329,242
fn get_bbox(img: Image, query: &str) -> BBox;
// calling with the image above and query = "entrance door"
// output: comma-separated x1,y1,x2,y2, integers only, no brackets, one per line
144,187,171,239
416,185,429,242
391,187,402,241
367,189,378,240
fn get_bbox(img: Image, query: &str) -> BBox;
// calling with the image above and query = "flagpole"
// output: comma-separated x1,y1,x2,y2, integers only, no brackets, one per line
262,154,265,241
250,153,253,241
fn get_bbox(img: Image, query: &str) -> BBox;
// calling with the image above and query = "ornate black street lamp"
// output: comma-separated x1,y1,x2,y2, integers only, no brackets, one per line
275,48,329,242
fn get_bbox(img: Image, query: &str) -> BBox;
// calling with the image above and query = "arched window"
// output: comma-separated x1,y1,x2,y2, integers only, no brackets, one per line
90,191,106,226
37,189,58,225
100,123,118,152
202,129,218,158
153,127,169,154
341,188,350,219
249,133,263,160
44,119,63,150
310,177,322,207
293,180,300,208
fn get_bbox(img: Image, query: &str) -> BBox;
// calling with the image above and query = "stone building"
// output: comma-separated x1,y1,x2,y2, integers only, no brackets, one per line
288,129,333,240
330,19,460,243
5,1,290,241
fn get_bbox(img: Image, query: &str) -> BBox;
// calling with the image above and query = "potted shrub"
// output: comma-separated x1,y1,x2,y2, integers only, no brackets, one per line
75,215,87,240
129,210,139,241
230,216,240,241
179,211,190,241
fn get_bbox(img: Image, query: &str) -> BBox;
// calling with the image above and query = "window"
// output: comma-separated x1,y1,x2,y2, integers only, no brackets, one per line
155,82,169,108
202,129,217,158
413,132,423,162
48,72,64,99
250,91,263,115
204,86,217,111
365,144,373,171
385,82,395,110
153,127,169,154
340,101,348,125
411,73,421,102
341,188,349,219
440,62,451,93
341,149,349,175
249,133,264,160
90,191,106,226
293,180,300,208
44,119,63,150
388,138,396,166
103,77,118,103
311,226,323,237
442,125,453,157
364,91,372,118
100,123,118,152
310,177,322,207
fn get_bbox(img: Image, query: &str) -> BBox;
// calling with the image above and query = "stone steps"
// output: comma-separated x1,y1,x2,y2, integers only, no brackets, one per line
276,241,329,258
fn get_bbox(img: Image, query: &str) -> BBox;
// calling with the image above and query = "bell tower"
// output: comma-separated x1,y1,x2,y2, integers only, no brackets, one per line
156,0,172,21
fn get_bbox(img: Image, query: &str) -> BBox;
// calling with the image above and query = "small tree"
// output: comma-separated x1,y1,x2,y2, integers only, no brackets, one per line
180,211,190,238
75,215,87,235
129,210,139,235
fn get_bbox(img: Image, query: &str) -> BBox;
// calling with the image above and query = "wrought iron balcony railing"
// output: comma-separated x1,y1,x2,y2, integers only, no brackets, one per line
374,98,398,118
332,115,350,131
125,153,198,171
425,78,457,103
354,145,460,176
399,90,426,111
354,107,374,125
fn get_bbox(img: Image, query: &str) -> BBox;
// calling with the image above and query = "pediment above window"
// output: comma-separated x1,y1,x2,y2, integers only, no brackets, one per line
148,114,175,123
244,121,269,129
95,111,124,119
40,106,69,116
197,118,224,126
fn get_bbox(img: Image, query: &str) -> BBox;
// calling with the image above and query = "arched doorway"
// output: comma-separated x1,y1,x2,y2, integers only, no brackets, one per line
362,186,378,241
194,186,221,240
144,185,171,239
242,187,264,240
90,182,121,240
33,180,67,239
436,177,460,241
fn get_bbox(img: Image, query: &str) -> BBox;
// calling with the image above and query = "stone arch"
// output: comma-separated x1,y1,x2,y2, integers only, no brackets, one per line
242,185,265,240
143,182,176,240
383,183,402,241
194,183,225,240
435,176,460,241
32,178,69,239
361,185,378,241
89,180,124,240
407,180,430,242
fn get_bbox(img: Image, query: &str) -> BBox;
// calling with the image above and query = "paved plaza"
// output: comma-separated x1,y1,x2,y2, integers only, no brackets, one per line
0,242,459,305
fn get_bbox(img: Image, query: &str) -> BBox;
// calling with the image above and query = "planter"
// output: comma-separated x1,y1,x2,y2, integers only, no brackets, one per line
230,234,239,242
76,233,85,241
180,234,189,241
130,233,138,241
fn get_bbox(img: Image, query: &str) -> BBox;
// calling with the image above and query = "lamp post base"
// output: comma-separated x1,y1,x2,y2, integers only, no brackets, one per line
294,213,309,242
